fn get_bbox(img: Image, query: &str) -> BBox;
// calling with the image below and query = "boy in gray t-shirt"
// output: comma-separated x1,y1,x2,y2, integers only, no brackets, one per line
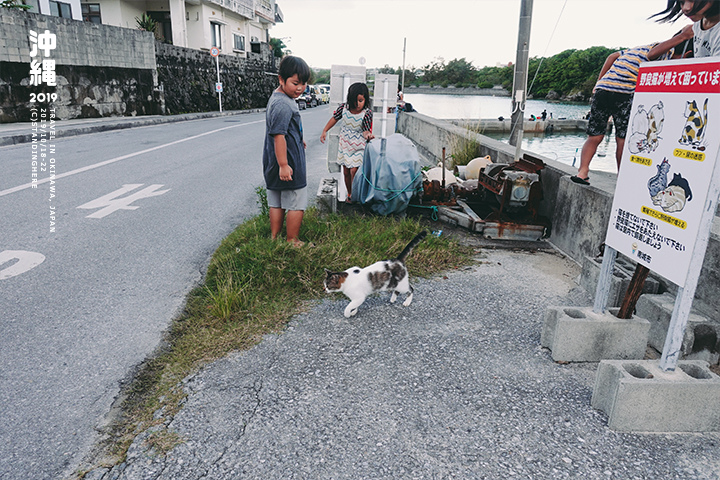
262,56,311,246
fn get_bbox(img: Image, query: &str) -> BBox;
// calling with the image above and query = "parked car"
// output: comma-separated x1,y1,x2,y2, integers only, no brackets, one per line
302,85,319,107
316,86,329,104
296,96,307,110
316,84,331,103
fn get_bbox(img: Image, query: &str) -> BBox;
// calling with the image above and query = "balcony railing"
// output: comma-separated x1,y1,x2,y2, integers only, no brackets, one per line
207,0,254,19
255,0,274,22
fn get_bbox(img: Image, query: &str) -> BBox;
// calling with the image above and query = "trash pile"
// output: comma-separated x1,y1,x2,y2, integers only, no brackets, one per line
415,153,550,240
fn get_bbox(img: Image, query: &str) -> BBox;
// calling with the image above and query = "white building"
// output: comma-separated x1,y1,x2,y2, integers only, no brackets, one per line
22,0,283,57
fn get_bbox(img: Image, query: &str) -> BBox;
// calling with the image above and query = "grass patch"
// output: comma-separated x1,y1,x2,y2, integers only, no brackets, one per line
450,121,484,168
91,205,474,471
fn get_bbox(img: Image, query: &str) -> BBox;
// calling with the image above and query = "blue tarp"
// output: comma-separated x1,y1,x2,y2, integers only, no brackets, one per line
351,134,422,216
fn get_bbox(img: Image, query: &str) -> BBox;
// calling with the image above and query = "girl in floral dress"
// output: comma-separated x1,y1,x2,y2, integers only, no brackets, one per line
320,82,374,202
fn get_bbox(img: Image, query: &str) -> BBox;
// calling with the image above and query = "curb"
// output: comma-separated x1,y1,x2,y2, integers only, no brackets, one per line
0,108,266,147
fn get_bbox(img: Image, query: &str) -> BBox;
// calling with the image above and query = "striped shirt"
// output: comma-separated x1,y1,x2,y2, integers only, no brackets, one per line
332,103,373,132
595,44,671,94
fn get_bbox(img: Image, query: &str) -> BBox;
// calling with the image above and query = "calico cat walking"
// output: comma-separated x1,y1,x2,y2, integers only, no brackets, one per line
323,231,428,318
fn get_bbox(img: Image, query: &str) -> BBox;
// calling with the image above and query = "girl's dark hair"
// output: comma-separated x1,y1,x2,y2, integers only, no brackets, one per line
278,55,311,83
652,0,720,23
346,82,371,110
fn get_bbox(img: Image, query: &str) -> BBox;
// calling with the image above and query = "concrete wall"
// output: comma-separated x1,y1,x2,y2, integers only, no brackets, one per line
448,118,587,134
397,111,720,318
0,9,160,122
0,9,276,122
155,42,276,114
0,9,156,68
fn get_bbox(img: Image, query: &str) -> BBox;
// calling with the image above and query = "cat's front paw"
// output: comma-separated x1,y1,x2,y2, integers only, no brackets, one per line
344,307,358,318
390,292,398,303
402,294,413,307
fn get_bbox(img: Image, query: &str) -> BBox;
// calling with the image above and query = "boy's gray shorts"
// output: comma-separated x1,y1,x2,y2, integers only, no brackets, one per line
267,187,308,211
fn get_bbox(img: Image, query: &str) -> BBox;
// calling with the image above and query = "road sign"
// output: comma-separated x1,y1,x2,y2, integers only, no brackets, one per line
210,46,220,57
216,82,223,93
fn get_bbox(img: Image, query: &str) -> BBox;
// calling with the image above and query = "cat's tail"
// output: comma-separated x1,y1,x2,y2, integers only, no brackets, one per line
396,230,428,263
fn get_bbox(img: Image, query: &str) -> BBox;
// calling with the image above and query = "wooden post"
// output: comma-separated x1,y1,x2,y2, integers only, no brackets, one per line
616,264,649,319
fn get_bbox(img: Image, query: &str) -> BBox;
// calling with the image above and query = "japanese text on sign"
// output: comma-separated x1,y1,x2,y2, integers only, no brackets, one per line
614,208,686,253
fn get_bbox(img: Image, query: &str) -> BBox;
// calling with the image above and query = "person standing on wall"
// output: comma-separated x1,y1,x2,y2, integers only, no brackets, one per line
571,28,694,185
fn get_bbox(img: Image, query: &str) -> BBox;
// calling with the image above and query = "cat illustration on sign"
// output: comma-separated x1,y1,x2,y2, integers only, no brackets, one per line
628,102,665,154
679,98,708,151
647,157,693,213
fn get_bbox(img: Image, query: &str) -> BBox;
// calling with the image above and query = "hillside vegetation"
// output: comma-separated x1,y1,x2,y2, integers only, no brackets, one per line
312,46,620,103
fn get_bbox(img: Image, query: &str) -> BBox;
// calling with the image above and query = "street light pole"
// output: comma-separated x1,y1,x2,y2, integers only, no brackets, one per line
509,0,533,161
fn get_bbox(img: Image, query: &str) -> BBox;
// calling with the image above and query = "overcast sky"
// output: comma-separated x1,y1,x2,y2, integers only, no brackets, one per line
270,0,692,70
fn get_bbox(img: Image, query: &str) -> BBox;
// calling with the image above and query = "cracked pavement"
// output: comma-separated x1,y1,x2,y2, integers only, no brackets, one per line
86,249,720,480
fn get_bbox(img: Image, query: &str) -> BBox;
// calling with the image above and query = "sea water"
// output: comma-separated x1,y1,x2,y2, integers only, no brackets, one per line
404,92,619,173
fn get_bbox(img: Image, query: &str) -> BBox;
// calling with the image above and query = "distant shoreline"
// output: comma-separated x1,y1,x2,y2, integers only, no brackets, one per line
404,86,511,97
404,86,590,105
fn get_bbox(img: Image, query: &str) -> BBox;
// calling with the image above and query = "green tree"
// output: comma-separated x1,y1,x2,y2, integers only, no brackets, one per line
269,38,287,58
412,46,620,100
135,13,163,41
1,0,32,10
313,68,330,84
444,58,477,87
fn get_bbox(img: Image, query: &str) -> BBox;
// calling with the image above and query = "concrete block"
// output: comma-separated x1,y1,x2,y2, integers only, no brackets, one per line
636,293,720,364
541,306,649,362
591,359,720,432
326,132,341,173
579,255,660,307
316,177,337,215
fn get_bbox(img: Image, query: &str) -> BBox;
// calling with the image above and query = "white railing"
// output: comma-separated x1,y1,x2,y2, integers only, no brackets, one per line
207,0,254,19
255,0,274,22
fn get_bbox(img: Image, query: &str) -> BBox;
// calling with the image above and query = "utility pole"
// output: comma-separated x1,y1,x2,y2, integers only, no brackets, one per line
401,37,406,92
509,0,533,161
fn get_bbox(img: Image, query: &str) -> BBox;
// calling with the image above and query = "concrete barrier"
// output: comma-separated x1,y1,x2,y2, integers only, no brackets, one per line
591,360,720,432
636,293,720,364
541,306,650,362
579,255,660,308
448,118,587,134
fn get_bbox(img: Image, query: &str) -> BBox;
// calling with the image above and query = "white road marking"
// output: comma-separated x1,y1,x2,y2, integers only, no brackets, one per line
0,120,263,198
0,250,46,280
77,184,171,218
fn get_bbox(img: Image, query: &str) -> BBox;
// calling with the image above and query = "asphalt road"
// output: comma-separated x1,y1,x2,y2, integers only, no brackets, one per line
0,105,334,480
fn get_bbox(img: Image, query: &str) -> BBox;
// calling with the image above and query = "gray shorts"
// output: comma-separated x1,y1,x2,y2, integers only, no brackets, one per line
267,187,308,211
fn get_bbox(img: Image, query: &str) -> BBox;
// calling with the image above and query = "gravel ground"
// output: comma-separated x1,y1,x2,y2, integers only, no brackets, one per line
86,248,720,480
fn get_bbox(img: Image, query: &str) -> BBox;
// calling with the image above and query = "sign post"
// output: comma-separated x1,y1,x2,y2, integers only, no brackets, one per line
598,57,720,371
210,46,222,112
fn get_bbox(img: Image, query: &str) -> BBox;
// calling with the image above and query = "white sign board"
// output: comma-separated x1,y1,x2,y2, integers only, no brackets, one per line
372,73,399,106
329,65,366,104
604,57,720,287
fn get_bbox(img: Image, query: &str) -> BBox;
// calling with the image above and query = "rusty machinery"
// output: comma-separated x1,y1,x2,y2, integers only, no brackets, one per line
418,153,548,239
477,153,544,218
422,154,544,214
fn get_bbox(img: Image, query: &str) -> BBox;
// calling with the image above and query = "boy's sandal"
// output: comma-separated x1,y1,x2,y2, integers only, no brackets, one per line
570,175,590,185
